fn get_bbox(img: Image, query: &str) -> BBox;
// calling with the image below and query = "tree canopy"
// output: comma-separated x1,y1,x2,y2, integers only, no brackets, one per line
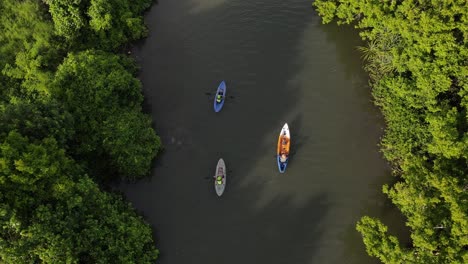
0,100,75,145
52,51,142,153
0,0,60,96
314,0,467,263
102,110,161,180
51,50,161,180
0,132,158,263
44,0,153,50
0,0,160,262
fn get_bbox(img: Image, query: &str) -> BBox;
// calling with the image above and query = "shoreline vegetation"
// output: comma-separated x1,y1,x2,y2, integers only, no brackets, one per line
314,1,467,263
1,0,466,263
0,0,160,263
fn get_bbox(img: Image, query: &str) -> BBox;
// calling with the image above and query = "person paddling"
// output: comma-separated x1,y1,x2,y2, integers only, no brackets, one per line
216,93,223,103
280,154,287,162
215,175,223,185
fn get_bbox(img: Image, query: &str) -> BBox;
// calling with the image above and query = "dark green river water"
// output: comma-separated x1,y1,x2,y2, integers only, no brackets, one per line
119,0,407,263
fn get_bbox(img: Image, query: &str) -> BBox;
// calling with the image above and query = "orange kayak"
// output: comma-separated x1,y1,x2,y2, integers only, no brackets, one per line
276,123,290,173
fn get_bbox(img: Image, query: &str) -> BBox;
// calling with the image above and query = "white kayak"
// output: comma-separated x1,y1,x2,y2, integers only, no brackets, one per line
214,158,226,196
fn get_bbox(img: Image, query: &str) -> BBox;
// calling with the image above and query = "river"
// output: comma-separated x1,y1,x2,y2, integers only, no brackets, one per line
118,0,406,263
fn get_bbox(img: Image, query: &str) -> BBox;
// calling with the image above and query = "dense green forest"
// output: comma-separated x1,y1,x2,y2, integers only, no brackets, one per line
314,0,467,263
0,0,161,262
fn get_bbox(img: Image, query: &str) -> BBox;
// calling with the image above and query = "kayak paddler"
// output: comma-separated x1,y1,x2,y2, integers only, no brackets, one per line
280,154,287,162
216,93,223,103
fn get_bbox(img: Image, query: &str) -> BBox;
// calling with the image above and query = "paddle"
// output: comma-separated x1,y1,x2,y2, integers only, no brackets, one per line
204,173,230,180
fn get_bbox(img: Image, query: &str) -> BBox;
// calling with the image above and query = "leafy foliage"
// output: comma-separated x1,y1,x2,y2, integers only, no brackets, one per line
356,216,411,263
0,0,61,97
0,132,159,263
51,50,161,180
0,131,81,212
44,0,153,50
0,100,75,145
0,0,160,262
314,0,468,263
102,110,162,180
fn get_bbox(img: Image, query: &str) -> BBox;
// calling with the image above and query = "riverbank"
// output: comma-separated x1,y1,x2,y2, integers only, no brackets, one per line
314,1,468,263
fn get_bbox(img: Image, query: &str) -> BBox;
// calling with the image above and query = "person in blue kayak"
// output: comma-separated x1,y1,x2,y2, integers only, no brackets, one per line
216,92,223,103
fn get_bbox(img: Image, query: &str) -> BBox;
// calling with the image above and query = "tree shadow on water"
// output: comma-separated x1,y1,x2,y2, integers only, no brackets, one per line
286,113,310,169
155,191,330,264
120,1,333,264
318,23,366,80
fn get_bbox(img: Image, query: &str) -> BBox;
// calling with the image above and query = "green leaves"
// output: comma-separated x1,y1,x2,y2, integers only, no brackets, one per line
44,0,86,39
356,216,410,263
0,100,75,145
314,0,468,263
46,0,153,50
426,107,465,158
0,132,159,263
51,50,161,180
0,0,59,96
0,0,160,262
52,50,143,156
313,1,337,24
102,110,162,180
53,50,142,114
26,177,159,263
0,131,79,212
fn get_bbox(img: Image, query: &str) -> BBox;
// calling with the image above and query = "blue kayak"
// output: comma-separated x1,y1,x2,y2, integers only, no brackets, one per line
214,81,226,112
277,155,288,173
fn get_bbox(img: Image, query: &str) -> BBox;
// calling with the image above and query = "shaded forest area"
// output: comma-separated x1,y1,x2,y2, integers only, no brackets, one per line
0,0,161,263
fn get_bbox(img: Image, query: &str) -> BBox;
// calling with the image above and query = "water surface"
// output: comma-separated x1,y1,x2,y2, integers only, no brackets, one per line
119,1,405,263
